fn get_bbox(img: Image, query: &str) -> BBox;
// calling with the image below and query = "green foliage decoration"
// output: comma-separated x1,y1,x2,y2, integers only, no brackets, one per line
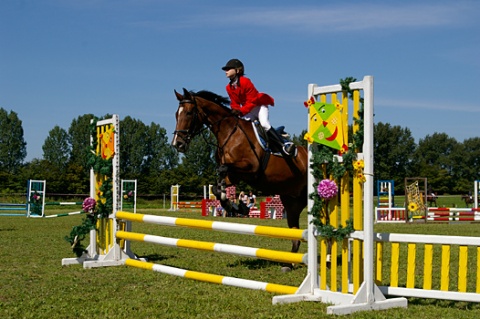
65,117,114,256
309,77,364,241
28,191,43,216
64,214,97,257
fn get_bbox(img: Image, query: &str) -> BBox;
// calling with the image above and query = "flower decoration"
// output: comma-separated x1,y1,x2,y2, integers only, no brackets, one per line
408,202,418,212
338,144,348,155
317,179,338,200
303,132,314,144
353,160,364,170
304,96,315,108
357,172,366,183
82,197,97,214
353,159,366,184
29,191,43,216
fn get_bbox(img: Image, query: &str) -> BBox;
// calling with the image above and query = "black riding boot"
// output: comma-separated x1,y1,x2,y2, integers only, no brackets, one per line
267,128,295,156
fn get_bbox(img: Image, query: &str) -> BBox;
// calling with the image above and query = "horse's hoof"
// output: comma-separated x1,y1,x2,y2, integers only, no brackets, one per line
281,266,292,273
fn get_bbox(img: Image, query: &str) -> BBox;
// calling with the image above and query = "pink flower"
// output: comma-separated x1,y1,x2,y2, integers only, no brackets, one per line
82,197,96,213
317,179,338,200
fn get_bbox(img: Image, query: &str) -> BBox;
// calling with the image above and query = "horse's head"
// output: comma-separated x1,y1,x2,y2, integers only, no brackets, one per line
172,88,202,153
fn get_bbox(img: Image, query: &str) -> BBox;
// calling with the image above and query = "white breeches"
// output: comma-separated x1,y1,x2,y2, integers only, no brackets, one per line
242,105,271,130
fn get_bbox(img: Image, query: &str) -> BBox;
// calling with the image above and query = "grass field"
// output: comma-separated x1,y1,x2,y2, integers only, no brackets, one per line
1,207,480,319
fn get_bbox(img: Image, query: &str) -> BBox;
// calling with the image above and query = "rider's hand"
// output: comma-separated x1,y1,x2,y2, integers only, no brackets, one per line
231,109,242,117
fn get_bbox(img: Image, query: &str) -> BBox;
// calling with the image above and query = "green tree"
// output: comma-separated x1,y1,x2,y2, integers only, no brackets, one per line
43,125,71,170
120,116,149,178
373,122,416,194
291,129,308,148
0,108,27,173
456,137,480,193
142,122,179,195
68,114,95,186
176,132,217,194
145,122,179,172
37,126,72,193
413,133,460,194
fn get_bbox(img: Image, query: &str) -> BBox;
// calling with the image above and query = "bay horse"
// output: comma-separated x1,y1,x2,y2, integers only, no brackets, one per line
171,89,308,261
461,195,474,207
426,194,437,207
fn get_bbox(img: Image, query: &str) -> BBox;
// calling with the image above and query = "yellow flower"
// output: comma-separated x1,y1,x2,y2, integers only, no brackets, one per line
303,132,314,144
353,159,364,170
357,173,366,183
408,202,418,212
335,102,343,110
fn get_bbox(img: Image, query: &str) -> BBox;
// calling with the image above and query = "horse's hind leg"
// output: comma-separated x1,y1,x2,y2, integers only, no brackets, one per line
213,165,234,216
280,193,307,271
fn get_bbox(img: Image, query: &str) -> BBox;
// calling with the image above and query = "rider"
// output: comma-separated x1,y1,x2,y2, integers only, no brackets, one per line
221,58,295,156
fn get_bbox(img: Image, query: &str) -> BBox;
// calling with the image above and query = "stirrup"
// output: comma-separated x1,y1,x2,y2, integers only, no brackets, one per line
283,142,295,155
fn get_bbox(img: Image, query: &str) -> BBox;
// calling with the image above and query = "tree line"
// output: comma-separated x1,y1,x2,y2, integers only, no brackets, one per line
1,107,479,198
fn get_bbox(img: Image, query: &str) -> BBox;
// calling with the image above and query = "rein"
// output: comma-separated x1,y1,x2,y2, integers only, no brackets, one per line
174,96,236,150
175,95,264,170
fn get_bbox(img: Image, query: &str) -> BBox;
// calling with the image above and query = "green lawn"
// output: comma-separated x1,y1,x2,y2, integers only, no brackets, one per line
1,207,480,319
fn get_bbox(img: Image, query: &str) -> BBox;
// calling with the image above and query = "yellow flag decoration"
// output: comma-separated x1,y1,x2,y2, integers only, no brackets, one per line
100,126,116,160
304,97,348,153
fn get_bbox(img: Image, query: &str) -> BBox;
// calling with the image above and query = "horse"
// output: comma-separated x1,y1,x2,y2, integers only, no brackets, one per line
426,194,437,207
461,195,474,207
171,89,308,264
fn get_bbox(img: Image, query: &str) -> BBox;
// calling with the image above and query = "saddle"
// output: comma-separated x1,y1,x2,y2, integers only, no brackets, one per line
251,121,295,157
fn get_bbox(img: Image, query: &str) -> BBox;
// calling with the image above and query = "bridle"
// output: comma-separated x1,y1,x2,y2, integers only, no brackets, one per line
173,97,202,145
173,94,260,163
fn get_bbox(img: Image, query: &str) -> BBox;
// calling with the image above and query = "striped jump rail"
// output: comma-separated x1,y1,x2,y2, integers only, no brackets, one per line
125,259,298,295
45,202,83,206
116,211,307,241
44,211,85,218
0,203,27,216
0,203,27,211
116,230,307,265
176,201,203,209
425,208,480,222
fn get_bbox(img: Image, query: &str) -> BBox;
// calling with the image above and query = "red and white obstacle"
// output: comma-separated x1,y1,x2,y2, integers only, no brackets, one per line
202,195,284,219
376,206,480,223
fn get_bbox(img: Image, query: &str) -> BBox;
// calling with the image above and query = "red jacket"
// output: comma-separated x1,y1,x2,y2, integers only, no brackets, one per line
226,76,274,115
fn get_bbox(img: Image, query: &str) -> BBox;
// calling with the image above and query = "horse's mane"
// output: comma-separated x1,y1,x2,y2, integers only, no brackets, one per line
193,90,231,111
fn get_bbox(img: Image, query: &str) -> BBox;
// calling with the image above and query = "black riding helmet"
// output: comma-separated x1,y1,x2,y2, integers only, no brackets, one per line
221,59,244,75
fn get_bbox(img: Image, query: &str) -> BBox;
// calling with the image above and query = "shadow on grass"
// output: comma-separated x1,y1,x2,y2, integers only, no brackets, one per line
137,253,177,262
227,258,285,270
408,297,480,310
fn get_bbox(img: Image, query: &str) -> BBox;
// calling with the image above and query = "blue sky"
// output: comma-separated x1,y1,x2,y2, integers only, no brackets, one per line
1,0,479,161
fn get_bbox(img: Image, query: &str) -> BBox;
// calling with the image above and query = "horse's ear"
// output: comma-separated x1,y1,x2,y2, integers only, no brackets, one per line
182,88,191,99
174,89,183,101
